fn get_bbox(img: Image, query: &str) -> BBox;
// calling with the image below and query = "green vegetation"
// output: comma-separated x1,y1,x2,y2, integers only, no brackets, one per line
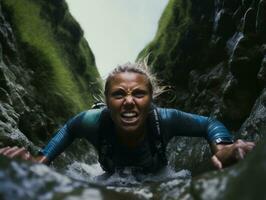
2,0,102,122
137,0,191,83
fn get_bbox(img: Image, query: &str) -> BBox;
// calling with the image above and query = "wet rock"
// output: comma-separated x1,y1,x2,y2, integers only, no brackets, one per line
232,5,245,26
226,32,244,58
0,87,11,104
18,110,51,144
191,134,266,200
168,137,212,176
229,56,251,80
242,0,254,8
139,0,266,134
257,55,266,86
0,0,265,199
0,13,17,62
237,88,266,140
0,102,36,150
214,9,236,38
229,36,263,83
223,0,242,11
0,157,138,200
243,8,256,35
221,77,259,129
156,178,192,200
256,0,266,37
187,87,266,200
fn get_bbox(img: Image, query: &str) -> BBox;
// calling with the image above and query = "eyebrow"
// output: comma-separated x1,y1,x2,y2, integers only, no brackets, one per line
111,85,148,90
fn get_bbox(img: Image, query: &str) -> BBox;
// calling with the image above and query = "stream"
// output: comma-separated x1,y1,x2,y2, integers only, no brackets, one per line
0,154,192,200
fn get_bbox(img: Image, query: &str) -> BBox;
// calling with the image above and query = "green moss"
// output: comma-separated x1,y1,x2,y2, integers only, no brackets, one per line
138,0,191,83
2,0,102,122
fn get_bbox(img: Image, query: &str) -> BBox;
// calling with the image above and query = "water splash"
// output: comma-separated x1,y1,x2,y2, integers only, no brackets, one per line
226,32,244,57
65,161,104,181
63,161,191,199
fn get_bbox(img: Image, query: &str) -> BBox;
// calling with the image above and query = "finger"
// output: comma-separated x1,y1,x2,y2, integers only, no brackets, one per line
244,141,255,146
239,142,255,148
0,146,11,154
21,151,31,160
3,146,19,156
211,155,223,170
9,148,27,158
235,141,254,149
235,148,246,160
235,140,255,147
236,142,255,153
235,139,246,145
243,144,255,152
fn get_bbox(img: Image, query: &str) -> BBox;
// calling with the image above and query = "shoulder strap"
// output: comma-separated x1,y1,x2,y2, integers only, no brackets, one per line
97,108,115,173
148,106,168,165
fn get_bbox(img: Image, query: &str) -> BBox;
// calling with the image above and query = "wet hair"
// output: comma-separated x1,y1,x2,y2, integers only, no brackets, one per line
104,61,163,99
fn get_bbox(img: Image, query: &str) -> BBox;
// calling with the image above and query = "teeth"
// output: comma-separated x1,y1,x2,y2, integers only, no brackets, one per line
122,112,137,117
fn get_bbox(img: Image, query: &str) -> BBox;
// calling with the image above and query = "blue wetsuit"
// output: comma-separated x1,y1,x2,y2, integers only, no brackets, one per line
41,107,233,172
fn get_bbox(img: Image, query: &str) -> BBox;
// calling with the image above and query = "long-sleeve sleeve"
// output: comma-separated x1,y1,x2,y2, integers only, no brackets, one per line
40,109,102,162
40,124,74,162
159,108,233,143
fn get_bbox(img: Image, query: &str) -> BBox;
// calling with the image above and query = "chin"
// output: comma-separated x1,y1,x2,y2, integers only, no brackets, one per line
120,125,139,133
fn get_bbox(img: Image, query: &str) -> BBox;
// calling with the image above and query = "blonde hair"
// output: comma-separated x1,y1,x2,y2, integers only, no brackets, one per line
104,60,164,99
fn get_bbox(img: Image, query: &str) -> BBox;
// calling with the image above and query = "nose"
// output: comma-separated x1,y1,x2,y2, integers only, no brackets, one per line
123,94,135,107
125,94,134,103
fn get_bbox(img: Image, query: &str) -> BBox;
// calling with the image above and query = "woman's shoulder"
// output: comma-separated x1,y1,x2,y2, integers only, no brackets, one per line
67,108,105,130
156,107,181,120
79,108,105,126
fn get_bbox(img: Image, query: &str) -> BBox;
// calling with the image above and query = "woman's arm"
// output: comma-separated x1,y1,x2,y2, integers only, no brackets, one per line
159,108,255,169
211,140,255,169
39,124,74,163
0,109,101,164
0,122,78,164
159,108,233,142
0,146,49,164
0,113,82,164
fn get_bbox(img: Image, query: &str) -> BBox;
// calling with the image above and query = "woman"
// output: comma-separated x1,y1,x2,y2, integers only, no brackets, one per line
0,62,255,172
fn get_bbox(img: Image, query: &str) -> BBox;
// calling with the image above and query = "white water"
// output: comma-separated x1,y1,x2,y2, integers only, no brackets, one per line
63,161,191,199
226,32,244,57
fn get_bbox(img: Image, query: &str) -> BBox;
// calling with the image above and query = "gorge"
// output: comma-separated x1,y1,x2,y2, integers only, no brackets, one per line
0,0,266,199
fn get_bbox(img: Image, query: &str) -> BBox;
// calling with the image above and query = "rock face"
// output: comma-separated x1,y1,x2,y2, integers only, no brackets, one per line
0,156,140,200
190,90,266,200
139,0,266,199
0,0,101,150
0,0,103,179
139,0,265,131
1,0,266,199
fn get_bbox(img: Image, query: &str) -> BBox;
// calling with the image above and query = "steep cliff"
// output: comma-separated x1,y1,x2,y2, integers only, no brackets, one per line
139,0,266,132
138,0,266,198
1,0,266,199
0,0,101,148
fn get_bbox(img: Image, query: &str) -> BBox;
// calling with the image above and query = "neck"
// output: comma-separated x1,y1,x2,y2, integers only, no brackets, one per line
116,127,147,148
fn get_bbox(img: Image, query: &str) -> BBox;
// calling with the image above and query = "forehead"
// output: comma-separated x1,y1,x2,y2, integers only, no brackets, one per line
109,72,149,89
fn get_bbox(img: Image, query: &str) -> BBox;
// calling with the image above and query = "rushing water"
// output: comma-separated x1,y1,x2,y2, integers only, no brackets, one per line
64,161,191,199
0,155,192,200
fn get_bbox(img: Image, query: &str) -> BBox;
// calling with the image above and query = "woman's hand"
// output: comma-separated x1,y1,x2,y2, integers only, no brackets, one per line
211,139,255,169
0,146,48,164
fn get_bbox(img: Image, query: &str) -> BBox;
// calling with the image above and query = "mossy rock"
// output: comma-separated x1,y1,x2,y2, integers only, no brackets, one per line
1,0,102,125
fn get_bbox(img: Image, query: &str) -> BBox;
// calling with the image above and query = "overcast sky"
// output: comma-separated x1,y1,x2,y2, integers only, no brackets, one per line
65,0,168,78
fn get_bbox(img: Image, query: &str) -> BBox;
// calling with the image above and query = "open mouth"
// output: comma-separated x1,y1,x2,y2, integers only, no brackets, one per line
120,112,139,124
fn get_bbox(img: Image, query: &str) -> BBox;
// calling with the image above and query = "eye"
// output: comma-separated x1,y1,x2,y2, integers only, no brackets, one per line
111,90,126,99
132,90,148,98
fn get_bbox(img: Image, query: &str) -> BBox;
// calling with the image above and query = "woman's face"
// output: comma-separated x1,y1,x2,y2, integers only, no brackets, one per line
106,72,152,134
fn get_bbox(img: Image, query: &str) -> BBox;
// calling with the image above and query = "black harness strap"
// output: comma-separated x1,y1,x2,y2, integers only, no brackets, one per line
148,106,167,166
97,108,116,173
